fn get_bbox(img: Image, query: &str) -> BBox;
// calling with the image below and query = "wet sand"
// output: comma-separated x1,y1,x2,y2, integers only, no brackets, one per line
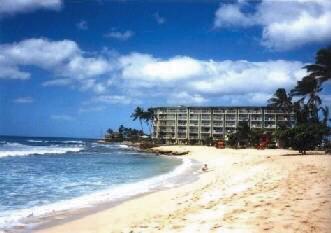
35,146,331,233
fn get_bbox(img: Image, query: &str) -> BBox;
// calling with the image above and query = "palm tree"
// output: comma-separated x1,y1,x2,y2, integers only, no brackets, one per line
131,107,145,132
291,75,322,121
142,108,154,136
304,47,331,85
320,106,330,126
267,88,292,109
268,88,293,126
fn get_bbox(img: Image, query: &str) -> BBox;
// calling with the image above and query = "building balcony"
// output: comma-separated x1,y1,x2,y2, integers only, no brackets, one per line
177,134,187,139
213,129,223,134
159,124,176,127
189,129,199,133
159,121,176,126
264,109,277,114
239,109,250,113
201,131,211,134
213,116,224,121
249,108,263,113
213,134,223,139
225,118,236,121
159,127,175,132
159,133,175,138
159,116,176,120
189,110,203,114
225,110,237,114
201,134,211,139
189,115,199,120
213,109,224,114
265,125,276,129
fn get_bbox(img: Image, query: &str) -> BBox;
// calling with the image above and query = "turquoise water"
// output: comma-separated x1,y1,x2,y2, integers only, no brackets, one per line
0,136,196,231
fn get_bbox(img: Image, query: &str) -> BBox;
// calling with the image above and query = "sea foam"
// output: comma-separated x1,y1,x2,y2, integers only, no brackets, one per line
0,142,83,158
0,157,195,230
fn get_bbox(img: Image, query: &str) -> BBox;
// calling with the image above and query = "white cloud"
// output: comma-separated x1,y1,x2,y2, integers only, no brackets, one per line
154,12,166,24
92,95,132,105
0,38,307,106
114,54,306,106
79,106,106,113
214,0,331,50
104,30,134,41
0,0,62,15
76,20,88,30
214,4,254,27
0,58,30,80
51,114,74,121
13,96,34,104
167,92,207,105
188,60,304,95
0,38,111,89
119,53,204,82
42,78,72,87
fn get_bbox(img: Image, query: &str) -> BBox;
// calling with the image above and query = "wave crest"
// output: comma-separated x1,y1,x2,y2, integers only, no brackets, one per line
0,142,83,158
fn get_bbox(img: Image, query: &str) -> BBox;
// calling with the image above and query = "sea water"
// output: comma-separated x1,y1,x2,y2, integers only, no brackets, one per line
0,136,199,232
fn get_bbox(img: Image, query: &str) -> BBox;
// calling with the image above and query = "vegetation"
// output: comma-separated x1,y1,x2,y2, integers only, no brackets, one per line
267,88,292,109
125,47,331,151
105,125,143,142
131,107,154,135
272,47,331,154
131,107,145,132
227,122,262,148
229,47,331,153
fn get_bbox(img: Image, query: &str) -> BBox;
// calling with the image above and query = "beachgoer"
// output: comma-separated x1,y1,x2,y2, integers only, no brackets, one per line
202,164,208,172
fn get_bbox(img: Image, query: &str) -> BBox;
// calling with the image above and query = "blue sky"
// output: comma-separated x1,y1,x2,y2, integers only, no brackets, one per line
0,0,330,138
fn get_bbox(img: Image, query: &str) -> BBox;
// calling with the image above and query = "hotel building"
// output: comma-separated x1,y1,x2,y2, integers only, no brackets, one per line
152,106,296,143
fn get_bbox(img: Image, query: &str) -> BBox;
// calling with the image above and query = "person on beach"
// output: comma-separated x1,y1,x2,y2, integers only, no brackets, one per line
202,164,208,172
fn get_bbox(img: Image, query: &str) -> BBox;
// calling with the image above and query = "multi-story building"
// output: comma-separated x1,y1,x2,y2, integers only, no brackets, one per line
152,106,296,143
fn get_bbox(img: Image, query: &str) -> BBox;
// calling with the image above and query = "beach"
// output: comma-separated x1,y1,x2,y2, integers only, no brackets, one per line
34,146,331,233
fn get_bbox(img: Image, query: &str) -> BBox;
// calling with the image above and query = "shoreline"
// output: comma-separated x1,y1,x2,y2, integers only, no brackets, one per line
4,147,200,233
30,146,331,232
29,158,200,233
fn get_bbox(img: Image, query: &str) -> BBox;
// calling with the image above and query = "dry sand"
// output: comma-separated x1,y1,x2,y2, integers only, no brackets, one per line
35,146,331,233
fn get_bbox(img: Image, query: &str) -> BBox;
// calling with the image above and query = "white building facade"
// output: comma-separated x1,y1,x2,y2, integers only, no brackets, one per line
152,106,296,143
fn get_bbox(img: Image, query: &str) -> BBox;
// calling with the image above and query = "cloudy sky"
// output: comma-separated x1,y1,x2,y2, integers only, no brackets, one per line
0,0,330,137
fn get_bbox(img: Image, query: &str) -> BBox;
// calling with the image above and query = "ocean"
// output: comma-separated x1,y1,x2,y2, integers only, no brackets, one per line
0,136,199,232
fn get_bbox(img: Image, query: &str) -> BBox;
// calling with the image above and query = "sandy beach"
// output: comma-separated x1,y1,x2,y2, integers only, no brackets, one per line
34,146,331,233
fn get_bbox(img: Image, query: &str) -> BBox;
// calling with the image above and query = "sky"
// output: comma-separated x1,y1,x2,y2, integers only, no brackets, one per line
0,0,331,138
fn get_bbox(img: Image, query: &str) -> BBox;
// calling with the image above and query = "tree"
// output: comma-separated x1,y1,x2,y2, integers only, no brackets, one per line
227,122,252,148
131,107,145,132
106,128,113,134
267,88,292,109
320,106,330,126
304,47,331,84
284,123,330,155
290,47,331,122
142,108,154,136
291,75,322,122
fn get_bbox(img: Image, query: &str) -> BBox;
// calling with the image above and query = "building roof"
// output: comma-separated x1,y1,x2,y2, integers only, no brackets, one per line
150,106,290,110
